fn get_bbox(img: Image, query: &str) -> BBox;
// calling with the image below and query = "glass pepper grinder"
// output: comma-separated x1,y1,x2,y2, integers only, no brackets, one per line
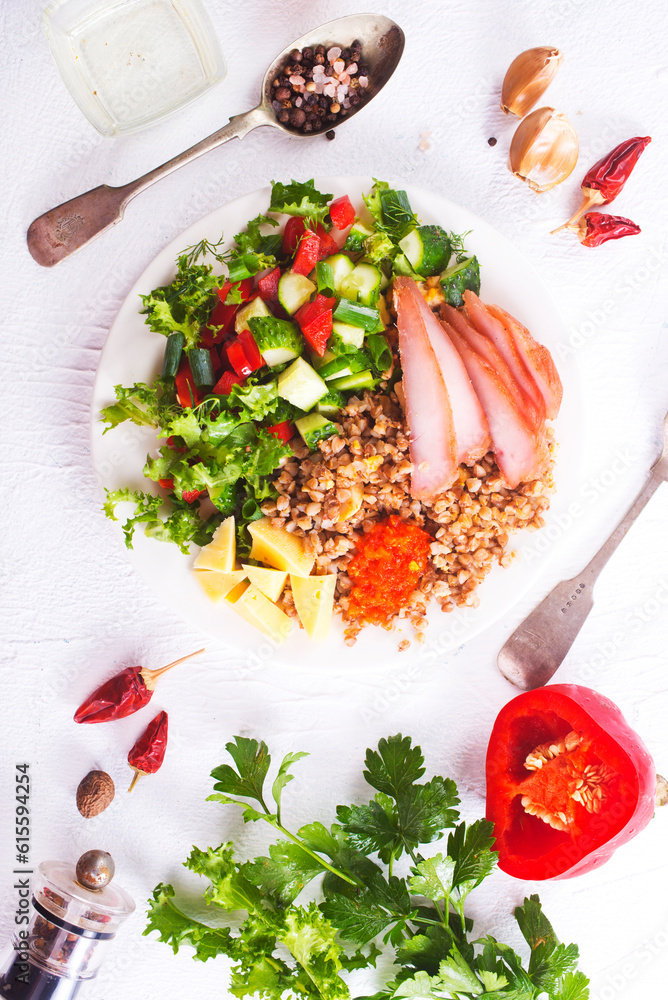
0,850,135,999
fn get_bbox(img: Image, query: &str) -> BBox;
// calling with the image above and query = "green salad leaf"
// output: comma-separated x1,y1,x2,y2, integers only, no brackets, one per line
146,736,589,1000
270,179,333,223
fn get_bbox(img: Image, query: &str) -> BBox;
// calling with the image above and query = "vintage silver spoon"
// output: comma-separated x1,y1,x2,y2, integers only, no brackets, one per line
27,13,404,267
498,411,668,689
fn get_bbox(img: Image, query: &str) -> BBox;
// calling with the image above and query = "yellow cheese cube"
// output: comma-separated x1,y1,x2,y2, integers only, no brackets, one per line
290,574,337,642
248,518,315,577
193,516,235,572
242,565,288,603
226,583,292,643
194,569,247,602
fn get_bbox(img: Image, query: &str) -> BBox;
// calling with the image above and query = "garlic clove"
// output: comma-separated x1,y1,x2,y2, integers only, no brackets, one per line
508,107,578,193
501,47,563,117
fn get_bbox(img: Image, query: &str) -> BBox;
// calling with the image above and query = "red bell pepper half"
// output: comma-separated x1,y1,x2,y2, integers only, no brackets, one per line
266,420,295,443
485,684,656,880
329,195,355,230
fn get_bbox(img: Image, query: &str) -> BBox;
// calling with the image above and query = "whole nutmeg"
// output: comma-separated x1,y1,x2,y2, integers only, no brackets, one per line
76,770,115,818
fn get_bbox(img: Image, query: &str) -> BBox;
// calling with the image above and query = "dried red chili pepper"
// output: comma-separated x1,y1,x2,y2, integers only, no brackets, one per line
127,711,168,791
570,212,641,247
73,649,204,724
553,135,650,233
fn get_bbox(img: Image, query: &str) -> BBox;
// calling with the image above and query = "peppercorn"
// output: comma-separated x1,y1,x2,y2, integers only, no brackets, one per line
315,44,325,55
278,109,290,123
488,137,498,146
314,52,325,64
326,129,336,140
275,86,291,102
341,48,351,61
290,48,302,62
302,47,313,61
312,119,323,131
289,108,306,128
303,122,313,133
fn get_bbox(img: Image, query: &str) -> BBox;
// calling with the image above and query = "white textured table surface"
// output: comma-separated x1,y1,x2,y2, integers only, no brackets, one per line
2,1,667,998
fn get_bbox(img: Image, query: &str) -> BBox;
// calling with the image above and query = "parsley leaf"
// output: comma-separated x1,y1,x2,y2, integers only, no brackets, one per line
269,179,333,223
141,257,220,350
146,736,590,1000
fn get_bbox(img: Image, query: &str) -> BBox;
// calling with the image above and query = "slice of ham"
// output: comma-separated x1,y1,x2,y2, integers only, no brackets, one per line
393,277,458,498
441,316,549,487
487,304,563,419
462,290,546,425
401,279,490,464
440,302,541,434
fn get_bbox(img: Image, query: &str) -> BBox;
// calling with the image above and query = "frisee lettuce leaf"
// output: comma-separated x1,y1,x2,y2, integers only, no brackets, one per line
269,179,333,223
145,735,589,1000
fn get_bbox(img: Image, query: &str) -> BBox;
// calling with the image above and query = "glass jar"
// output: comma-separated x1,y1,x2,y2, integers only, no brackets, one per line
0,858,134,999
42,0,227,136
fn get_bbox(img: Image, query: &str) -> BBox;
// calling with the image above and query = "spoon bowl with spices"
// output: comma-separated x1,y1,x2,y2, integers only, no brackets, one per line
27,13,405,267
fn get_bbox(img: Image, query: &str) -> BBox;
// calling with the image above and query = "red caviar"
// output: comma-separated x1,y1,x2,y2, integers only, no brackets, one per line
347,515,432,624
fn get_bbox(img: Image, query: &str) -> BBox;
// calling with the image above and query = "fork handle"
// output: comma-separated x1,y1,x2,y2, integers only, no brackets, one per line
498,468,664,689
27,105,271,268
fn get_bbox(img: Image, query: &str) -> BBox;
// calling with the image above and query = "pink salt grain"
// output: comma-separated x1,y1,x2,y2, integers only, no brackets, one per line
327,47,342,63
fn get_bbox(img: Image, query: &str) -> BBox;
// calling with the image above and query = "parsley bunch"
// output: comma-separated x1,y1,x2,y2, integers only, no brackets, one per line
145,735,589,1000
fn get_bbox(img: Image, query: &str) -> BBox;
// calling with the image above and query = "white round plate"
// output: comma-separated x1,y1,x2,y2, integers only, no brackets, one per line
91,176,582,671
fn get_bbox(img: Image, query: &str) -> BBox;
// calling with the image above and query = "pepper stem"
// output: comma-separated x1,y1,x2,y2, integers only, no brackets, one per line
128,768,147,793
550,188,606,234
141,648,206,690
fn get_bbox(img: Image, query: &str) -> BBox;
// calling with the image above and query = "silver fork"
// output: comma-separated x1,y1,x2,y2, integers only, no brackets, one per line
498,412,668,689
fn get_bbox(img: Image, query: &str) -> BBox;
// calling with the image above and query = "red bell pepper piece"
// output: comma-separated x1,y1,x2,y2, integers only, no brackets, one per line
158,478,174,490
213,370,245,395
237,329,265,372
315,223,340,259
202,298,239,346
266,420,295,443
174,359,202,408
295,294,336,356
226,339,254,378
282,216,307,254
485,684,656,880
217,277,254,304
329,195,355,230
257,266,282,302
291,230,321,276
182,488,206,503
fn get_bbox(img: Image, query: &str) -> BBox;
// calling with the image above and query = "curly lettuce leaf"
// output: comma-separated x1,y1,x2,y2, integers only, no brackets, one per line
269,179,333,223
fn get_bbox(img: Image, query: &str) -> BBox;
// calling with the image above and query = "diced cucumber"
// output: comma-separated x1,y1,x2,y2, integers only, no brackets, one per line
392,252,420,278
315,261,336,297
327,370,376,392
248,316,303,366
295,413,337,450
162,332,184,378
278,272,316,315
343,222,373,252
333,298,381,331
235,297,272,334
320,253,355,292
188,348,215,388
399,225,452,277
339,263,382,306
439,255,481,308
277,357,328,411
316,390,345,418
332,321,365,350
